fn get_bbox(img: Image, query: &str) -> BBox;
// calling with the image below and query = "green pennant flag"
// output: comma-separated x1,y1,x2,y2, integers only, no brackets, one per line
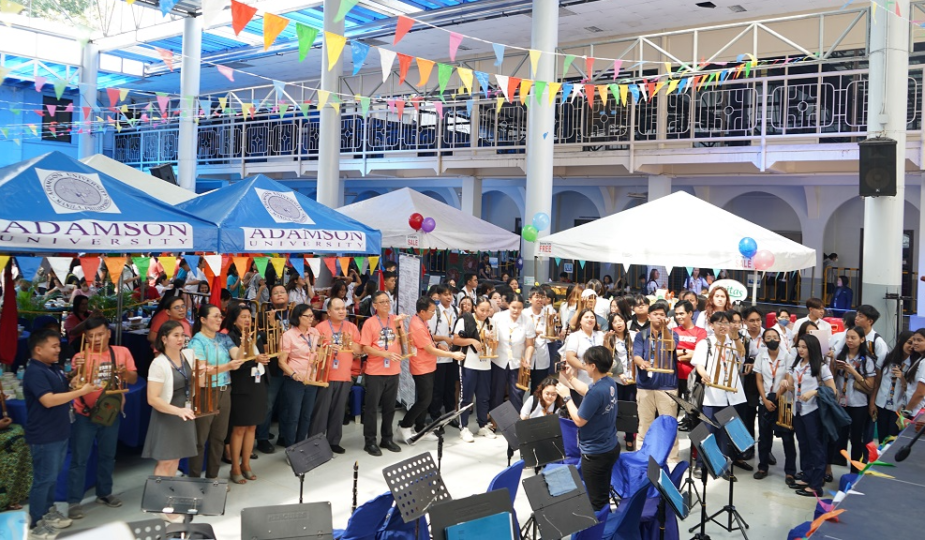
279,103,290,119
54,80,66,99
296,23,319,62
132,257,151,280
0,127,7,138
578,260,586,268
534,81,546,105
609,83,620,104
334,0,359,22
299,102,311,117
254,257,270,278
359,96,370,117
353,256,367,273
437,63,454,96
744,62,752,78
563,54,576,76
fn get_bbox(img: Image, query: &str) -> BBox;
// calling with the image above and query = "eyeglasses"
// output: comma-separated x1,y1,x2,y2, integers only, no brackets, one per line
301,313,314,319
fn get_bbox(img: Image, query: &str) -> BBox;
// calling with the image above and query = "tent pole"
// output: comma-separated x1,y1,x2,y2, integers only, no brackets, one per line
115,270,124,346
751,269,759,307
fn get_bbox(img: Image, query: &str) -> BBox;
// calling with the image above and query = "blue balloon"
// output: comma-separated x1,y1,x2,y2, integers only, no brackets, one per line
532,212,551,232
738,237,758,259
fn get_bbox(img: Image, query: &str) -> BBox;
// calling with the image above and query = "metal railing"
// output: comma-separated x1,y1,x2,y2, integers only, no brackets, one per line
110,63,925,169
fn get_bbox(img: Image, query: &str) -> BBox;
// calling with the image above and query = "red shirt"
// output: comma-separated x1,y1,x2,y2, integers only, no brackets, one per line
673,325,707,380
149,311,191,350
317,320,361,383
409,315,437,376
359,314,402,376
72,345,136,416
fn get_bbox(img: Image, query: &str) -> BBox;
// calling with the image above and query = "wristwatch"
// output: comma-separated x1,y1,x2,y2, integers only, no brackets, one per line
562,396,572,404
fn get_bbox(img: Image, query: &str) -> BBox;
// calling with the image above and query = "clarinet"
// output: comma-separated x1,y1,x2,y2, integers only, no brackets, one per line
352,461,359,514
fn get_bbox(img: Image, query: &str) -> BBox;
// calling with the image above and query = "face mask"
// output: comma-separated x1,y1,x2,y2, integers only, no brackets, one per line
766,341,780,351
779,319,789,327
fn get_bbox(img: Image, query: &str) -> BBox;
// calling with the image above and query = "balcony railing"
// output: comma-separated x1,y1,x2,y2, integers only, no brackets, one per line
111,65,924,169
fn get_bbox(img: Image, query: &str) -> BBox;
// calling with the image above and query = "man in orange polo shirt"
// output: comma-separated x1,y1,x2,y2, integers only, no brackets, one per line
398,297,465,444
360,291,408,456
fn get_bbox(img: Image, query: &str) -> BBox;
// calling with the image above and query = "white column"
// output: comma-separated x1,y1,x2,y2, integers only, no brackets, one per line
460,177,483,217
916,176,925,324
78,43,98,159
862,0,910,343
177,16,202,191
317,0,344,208
523,0,557,284
648,175,671,200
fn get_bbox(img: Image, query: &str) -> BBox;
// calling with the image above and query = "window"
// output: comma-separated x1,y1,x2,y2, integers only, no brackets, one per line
41,95,73,143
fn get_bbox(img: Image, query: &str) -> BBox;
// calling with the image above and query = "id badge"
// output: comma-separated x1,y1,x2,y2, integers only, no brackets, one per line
384,358,391,369
333,358,340,370
184,400,192,410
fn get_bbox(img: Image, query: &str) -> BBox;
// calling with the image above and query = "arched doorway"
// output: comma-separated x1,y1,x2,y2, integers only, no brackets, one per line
482,190,521,231
349,190,382,204
552,190,602,282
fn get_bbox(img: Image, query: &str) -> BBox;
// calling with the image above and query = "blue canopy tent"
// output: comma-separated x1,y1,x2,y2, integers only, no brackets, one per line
178,175,381,255
0,151,218,253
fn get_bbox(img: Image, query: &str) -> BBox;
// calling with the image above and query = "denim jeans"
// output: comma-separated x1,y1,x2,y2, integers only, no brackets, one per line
279,377,319,446
29,439,68,526
68,413,121,504
256,372,285,442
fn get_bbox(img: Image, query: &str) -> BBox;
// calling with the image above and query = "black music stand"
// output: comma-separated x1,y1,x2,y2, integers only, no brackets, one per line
428,490,515,540
241,502,333,540
521,465,598,540
668,392,719,513
55,519,169,540
382,452,451,529
286,434,334,504
490,401,521,467
407,403,473,471
647,457,689,540
516,414,565,468
616,400,639,434
707,407,754,540
141,476,228,539
688,423,731,540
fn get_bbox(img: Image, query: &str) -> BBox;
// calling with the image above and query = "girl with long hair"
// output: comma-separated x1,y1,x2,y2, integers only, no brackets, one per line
695,286,732,330
830,327,876,474
871,330,914,441
520,378,564,419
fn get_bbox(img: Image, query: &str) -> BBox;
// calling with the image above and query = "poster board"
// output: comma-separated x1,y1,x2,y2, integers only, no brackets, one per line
397,254,421,409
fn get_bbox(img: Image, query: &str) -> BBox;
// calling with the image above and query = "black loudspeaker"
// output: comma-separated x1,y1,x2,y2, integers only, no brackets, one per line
149,163,178,185
859,138,897,197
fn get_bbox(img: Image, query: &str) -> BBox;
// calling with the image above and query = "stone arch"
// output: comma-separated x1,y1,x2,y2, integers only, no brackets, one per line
482,189,522,231
350,190,383,204
722,191,804,242
420,189,449,206
552,189,602,233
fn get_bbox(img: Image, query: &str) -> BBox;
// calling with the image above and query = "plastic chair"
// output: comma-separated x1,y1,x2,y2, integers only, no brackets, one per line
601,486,648,540
573,506,610,540
487,459,524,539
611,416,678,499
560,417,582,467
376,505,428,540
823,317,845,333
333,492,395,540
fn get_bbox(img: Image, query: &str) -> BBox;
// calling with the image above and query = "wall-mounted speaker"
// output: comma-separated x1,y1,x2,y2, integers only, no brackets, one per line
859,138,897,197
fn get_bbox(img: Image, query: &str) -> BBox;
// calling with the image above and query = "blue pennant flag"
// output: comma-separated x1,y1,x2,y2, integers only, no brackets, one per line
289,256,304,277
554,257,561,266
475,71,490,98
562,83,574,101
492,43,505,66
685,266,694,276
465,99,473,117
351,41,371,76
159,0,177,16
15,256,42,281
629,85,640,103
578,260,586,269
183,255,200,276
712,268,723,279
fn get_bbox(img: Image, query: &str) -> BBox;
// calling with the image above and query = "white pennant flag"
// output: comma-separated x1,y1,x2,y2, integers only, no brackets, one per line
204,254,223,276
46,257,74,285
665,266,673,276
201,0,224,28
306,257,322,278
495,74,509,101
621,262,631,274
379,48,397,83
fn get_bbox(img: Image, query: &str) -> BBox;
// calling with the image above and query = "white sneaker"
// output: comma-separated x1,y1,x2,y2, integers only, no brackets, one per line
477,426,497,439
421,431,439,442
42,507,72,529
459,428,475,443
30,521,58,539
399,426,416,445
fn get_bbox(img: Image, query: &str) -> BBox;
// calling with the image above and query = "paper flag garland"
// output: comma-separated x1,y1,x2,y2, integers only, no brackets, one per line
80,256,102,283
159,0,177,16
417,57,435,87
232,257,251,280
306,257,321,278
379,48,397,83
397,53,412,85
270,257,286,278
289,256,304,277
104,257,127,284
323,257,338,276
325,32,347,70
351,41,370,75
529,49,541,77
394,16,413,45
449,32,464,61
339,257,351,276
45,257,72,285
14,256,41,281
335,0,359,22
368,256,380,272
296,23,319,62
263,13,290,50
353,257,367,273
231,0,257,36
253,257,269,278
160,256,179,279
201,0,224,27
216,65,235,82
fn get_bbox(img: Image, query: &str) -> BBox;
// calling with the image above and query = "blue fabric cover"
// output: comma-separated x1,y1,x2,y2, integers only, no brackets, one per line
611,415,678,498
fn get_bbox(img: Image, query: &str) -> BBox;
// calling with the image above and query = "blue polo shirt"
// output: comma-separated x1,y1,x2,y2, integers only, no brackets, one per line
576,376,619,455
23,359,72,445
633,329,679,391
189,332,235,387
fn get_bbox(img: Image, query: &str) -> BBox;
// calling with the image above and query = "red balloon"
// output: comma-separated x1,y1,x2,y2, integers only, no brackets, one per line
409,213,424,230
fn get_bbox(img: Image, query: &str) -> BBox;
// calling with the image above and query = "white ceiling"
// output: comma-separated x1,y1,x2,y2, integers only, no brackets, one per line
129,0,841,95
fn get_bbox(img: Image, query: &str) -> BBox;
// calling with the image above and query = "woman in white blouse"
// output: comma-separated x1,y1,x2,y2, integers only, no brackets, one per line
520,378,563,419
564,309,604,394
558,285,584,340
490,294,536,413
286,273,310,305
871,331,914,442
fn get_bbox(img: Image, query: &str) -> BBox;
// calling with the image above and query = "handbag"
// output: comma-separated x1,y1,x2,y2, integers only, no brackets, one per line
81,348,124,427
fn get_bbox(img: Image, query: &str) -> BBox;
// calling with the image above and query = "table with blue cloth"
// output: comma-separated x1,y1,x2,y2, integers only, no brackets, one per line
5,379,152,501
121,330,155,380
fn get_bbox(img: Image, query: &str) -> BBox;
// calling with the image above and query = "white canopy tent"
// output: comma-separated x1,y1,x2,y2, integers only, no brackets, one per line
339,188,520,251
538,191,816,272
80,154,198,205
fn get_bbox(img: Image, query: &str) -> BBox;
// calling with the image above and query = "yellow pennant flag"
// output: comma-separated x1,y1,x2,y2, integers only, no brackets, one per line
368,256,380,272
457,68,474,95
664,62,671,74
316,90,330,110
620,84,628,106
496,96,505,114
597,85,608,107
218,97,227,110
120,104,128,113
159,256,179,279
547,82,561,106
529,49,542,77
270,257,286,278
519,79,533,105
0,255,10,271
864,470,895,479
339,257,351,276
325,32,347,71
653,81,666,96
331,101,341,114
667,79,679,94
263,13,290,51
104,257,127,285
241,103,254,119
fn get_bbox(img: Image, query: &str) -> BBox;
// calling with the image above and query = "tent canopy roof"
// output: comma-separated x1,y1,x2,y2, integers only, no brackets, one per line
80,154,198,205
538,191,816,272
338,188,520,251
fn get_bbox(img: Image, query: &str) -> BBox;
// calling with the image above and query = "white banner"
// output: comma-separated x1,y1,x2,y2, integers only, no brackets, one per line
0,219,193,250
397,253,421,410
241,227,366,252
255,188,313,224
36,168,121,214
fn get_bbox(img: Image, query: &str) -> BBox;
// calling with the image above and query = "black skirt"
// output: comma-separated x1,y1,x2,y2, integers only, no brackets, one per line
229,361,269,426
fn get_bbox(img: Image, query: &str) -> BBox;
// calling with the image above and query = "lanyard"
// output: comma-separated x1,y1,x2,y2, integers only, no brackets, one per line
841,355,861,395
376,314,392,348
418,315,437,347
769,356,782,392
328,320,343,344
795,363,810,408
886,361,907,406
300,332,316,350
171,355,190,400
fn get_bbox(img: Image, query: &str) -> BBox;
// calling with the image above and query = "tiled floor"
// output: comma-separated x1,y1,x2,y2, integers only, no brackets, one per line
47,419,841,539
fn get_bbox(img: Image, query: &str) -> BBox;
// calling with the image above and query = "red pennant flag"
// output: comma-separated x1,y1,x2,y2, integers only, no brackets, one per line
82,106,91,119
79,257,102,283
396,100,405,118
231,0,258,36
397,53,413,85
394,15,413,44
33,110,44,117
585,56,595,80
155,47,175,71
507,77,521,103
646,81,656,97
584,84,595,109
106,87,120,107
323,257,339,276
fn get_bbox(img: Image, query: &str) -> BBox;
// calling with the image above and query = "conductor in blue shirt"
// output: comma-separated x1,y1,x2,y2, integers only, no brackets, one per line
557,345,620,511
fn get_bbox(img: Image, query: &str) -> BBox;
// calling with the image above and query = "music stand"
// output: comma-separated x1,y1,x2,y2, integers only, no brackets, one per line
408,403,473,471
490,401,521,467
668,392,718,513
521,465,598,540
241,502,333,540
647,457,689,540
286,434,334,504
382,452,452,525
706,407,754,540
688,423,731,540
141,477,228,539
429,490,514,540
516,414,565,468
616,400,639,434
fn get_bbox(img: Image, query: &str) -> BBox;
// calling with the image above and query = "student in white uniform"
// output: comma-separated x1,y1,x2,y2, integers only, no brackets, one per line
563,308,604,399
830,327,876,474
871,331,914,442
791,298,832,343
770,308,794,353
754,327,797,484
428,285,460,422
608,311,637,449
452,298,497,443
526,288,552,393
694,286,733,332
829,305,889,365
904,330,925,415
520,378,564,419
490,293,536,413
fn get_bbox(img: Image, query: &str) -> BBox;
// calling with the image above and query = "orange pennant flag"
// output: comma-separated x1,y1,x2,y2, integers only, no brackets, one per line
397,53,413,85
230,0,258,36
840,449,867,472
104,257,127,285
507,77,521,103
233,256,251,280
584,84,595,109
518,79,533,105
339,257,351,276
416,58,435,87
808,509,845,536
263,13,290,50
79,256,101,283
160,256,179,279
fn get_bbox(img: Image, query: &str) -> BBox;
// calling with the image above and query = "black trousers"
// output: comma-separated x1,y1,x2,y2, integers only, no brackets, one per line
490,363,525,413
835,405,871,473
429,362,459,421
400,372,435,431
757,398,796,475
581,445,621,511
363,374,399,442
876,406,902,442
794,410,826,493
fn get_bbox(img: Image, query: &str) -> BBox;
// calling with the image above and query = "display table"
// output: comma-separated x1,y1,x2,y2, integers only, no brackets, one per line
121,330,154,379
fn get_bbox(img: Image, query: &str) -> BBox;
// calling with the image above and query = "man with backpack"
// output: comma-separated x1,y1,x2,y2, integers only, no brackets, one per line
66,317,137,520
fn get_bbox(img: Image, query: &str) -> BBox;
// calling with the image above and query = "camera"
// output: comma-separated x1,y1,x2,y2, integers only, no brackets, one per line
555,360,567,372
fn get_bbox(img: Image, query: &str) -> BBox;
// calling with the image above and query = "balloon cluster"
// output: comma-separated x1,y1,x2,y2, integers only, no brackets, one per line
522,212,550,242
409,213,436,233
738,237,775,271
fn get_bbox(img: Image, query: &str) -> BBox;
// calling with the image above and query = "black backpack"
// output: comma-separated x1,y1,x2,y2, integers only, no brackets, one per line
82,349,124,427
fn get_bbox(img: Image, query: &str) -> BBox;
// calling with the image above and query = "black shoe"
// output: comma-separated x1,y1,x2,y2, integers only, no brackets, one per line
824,473,834,483
741,450,755,460
251,452,258,460
795,488,817,497
380,439,401,453
343,417,351,426
269,432,276,440
768,452,777,466
364,442,383,457
733,460,754,472
753,470,768,480
794,472,804,481
331,445,346,454
785,475,796,487
256,440,276,454
277,439,290,448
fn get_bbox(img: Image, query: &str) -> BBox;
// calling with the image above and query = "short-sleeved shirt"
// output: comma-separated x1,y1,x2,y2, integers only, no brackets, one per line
360,314,403,376
521,395,556,419
830,330,889,369
692,336,746,407
453,317,491,371
757,350,789,397
789,362,833,416
280,327,322,378
316,320,361,382
834,354,876,408
905,359,925,412
792,317,832,345
24,359,72,444
633,329,679,391
673,325,707,380
526,308,551,370
429,304,456,365
71,345,136,416
875,357,912,410
576,376,619,455
409,315,438,376
564,330,604,386
149,313,192,350
189,332,236,387
492,312,536,370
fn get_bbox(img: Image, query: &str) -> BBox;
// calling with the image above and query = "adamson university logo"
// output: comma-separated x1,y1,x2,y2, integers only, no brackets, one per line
244,188,365,252
256,188,312,224
37,168,120,214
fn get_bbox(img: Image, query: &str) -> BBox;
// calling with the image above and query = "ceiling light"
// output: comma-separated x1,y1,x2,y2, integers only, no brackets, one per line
695,2,716,8
584,26,605,33
729,5,747,12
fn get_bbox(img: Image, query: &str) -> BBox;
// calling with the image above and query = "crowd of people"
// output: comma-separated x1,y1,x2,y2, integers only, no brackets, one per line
6,260,925,537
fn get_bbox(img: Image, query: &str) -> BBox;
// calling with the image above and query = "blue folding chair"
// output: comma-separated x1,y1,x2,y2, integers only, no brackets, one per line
602,486,648,540
611,416,678,499
669,461,689,488
334,492,395,540
560,417,582,467
487,459,525,539
376,505,428,540
573,506,611,540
